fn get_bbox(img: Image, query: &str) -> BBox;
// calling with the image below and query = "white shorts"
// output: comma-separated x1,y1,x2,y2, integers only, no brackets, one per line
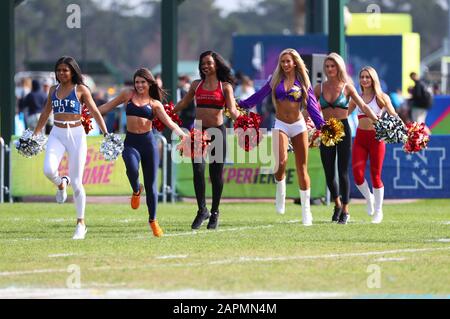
273,118,307,138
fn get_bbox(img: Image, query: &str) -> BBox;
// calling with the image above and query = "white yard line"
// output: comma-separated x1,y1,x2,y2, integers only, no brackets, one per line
373,257,407,262
48,253,78,258
156,255,188,259
2,247,448,277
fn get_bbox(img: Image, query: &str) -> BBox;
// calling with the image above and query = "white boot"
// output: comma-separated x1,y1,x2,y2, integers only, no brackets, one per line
372,187,384,224
72,223,87,240
275,178,286,214
300,189,312,226
356,180,374,216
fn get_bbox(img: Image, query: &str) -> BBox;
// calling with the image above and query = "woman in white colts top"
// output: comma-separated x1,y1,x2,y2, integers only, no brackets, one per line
33,56,109,240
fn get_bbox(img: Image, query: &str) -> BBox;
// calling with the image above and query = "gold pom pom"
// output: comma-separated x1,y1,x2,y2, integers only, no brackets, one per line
224,104,246,119
320,117,346,147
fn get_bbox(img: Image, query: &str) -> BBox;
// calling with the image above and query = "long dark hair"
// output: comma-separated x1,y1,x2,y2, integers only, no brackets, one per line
198,51,235,85
133,68,167,102
54,56,85,85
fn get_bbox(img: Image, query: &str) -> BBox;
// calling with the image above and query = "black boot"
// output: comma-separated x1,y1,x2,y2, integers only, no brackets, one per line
191,208,210,230
207,211,219,230
331,206,342,222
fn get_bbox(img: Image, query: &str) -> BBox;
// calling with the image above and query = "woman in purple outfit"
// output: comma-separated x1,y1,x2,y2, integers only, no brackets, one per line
239,48,325,225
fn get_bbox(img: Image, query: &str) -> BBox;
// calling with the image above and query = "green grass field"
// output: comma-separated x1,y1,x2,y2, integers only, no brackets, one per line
0,200,449,298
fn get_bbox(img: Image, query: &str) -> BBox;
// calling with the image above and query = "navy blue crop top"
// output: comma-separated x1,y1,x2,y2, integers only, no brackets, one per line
126,99,155,120
51,84,82,114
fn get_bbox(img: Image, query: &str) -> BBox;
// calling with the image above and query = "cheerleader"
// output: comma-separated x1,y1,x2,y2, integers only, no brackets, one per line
239,48,325,226
314,53,377,224
173,51,240,230
348,66,398,224
33,56,109,240
99,68,187,237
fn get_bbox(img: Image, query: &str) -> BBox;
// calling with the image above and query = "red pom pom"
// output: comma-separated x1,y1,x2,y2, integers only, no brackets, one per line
81,105,93,134
152,101,183,132
233,111,263,151
403,122,430,153
179,128,210,159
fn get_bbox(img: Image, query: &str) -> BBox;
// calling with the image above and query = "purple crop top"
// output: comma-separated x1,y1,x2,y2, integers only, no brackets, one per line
275,78,303,102
238,77,325,129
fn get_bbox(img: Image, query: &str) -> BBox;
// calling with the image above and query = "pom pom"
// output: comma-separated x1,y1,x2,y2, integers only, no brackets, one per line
233,111,264,151
320,117,345,147
305,118,321,148
152,101,182,132
100,133,124,161
178,128,210,159
403,122,430,153
81,105,93,134
15,129,47,158
224,103,246,119
374,113,407,144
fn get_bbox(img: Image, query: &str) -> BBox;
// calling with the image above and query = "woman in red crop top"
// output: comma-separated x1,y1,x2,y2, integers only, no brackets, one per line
348,66,398,224
174,51,240,230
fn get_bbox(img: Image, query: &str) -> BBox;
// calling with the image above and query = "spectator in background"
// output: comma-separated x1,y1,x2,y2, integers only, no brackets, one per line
42,78,54,134
23,79,47,132
177,75,195,130
409,72,433,124
235,75,256,112
433,83,441,95
155,73,163,88
17,77,32,128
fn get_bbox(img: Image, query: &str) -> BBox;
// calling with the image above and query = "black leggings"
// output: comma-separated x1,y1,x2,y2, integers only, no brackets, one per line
320,119,351,205
192,125,226,213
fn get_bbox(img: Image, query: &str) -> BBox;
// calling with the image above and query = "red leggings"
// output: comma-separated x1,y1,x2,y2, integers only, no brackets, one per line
352,128,385,188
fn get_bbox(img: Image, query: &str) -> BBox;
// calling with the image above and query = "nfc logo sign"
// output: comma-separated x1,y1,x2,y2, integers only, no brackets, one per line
393,148,445,189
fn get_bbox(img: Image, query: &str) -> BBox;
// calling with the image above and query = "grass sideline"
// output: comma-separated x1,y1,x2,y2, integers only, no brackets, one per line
0,200,449,298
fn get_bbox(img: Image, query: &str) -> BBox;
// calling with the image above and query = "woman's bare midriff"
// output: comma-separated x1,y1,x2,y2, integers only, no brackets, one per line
358,117,375,131
322,108,348,121
275,100,304,123
195,108,223,128
127,116,152,134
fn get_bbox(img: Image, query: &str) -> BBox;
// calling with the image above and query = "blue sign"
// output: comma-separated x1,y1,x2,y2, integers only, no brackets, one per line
349,135,450,199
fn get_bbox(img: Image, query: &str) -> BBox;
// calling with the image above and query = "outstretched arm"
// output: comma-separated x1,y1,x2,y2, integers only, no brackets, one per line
347,85,378,122
305,86,325,129
80,86,109,135
98,89,131,115
153,101,187,137
33,86,55,135
223,83,240,120
173,80,198,114
238,80,272,109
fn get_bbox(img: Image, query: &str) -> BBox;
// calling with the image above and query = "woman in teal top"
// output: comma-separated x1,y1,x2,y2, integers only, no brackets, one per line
314,53,375,225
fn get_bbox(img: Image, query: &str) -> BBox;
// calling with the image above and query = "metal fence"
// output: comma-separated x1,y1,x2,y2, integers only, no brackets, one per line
0,137,10,203
154,133,178,204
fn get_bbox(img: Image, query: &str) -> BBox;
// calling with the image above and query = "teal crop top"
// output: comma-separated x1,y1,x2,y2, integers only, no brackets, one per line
319,83,349,110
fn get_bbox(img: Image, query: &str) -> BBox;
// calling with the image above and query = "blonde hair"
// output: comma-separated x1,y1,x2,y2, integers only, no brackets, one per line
270,48,311,108
324,52,350,84
359,66,387,108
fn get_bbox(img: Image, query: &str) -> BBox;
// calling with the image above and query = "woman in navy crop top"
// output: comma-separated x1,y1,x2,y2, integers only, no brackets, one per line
33,56,109,240
99,68,187,237
239,48,326,226
313,53,376,224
